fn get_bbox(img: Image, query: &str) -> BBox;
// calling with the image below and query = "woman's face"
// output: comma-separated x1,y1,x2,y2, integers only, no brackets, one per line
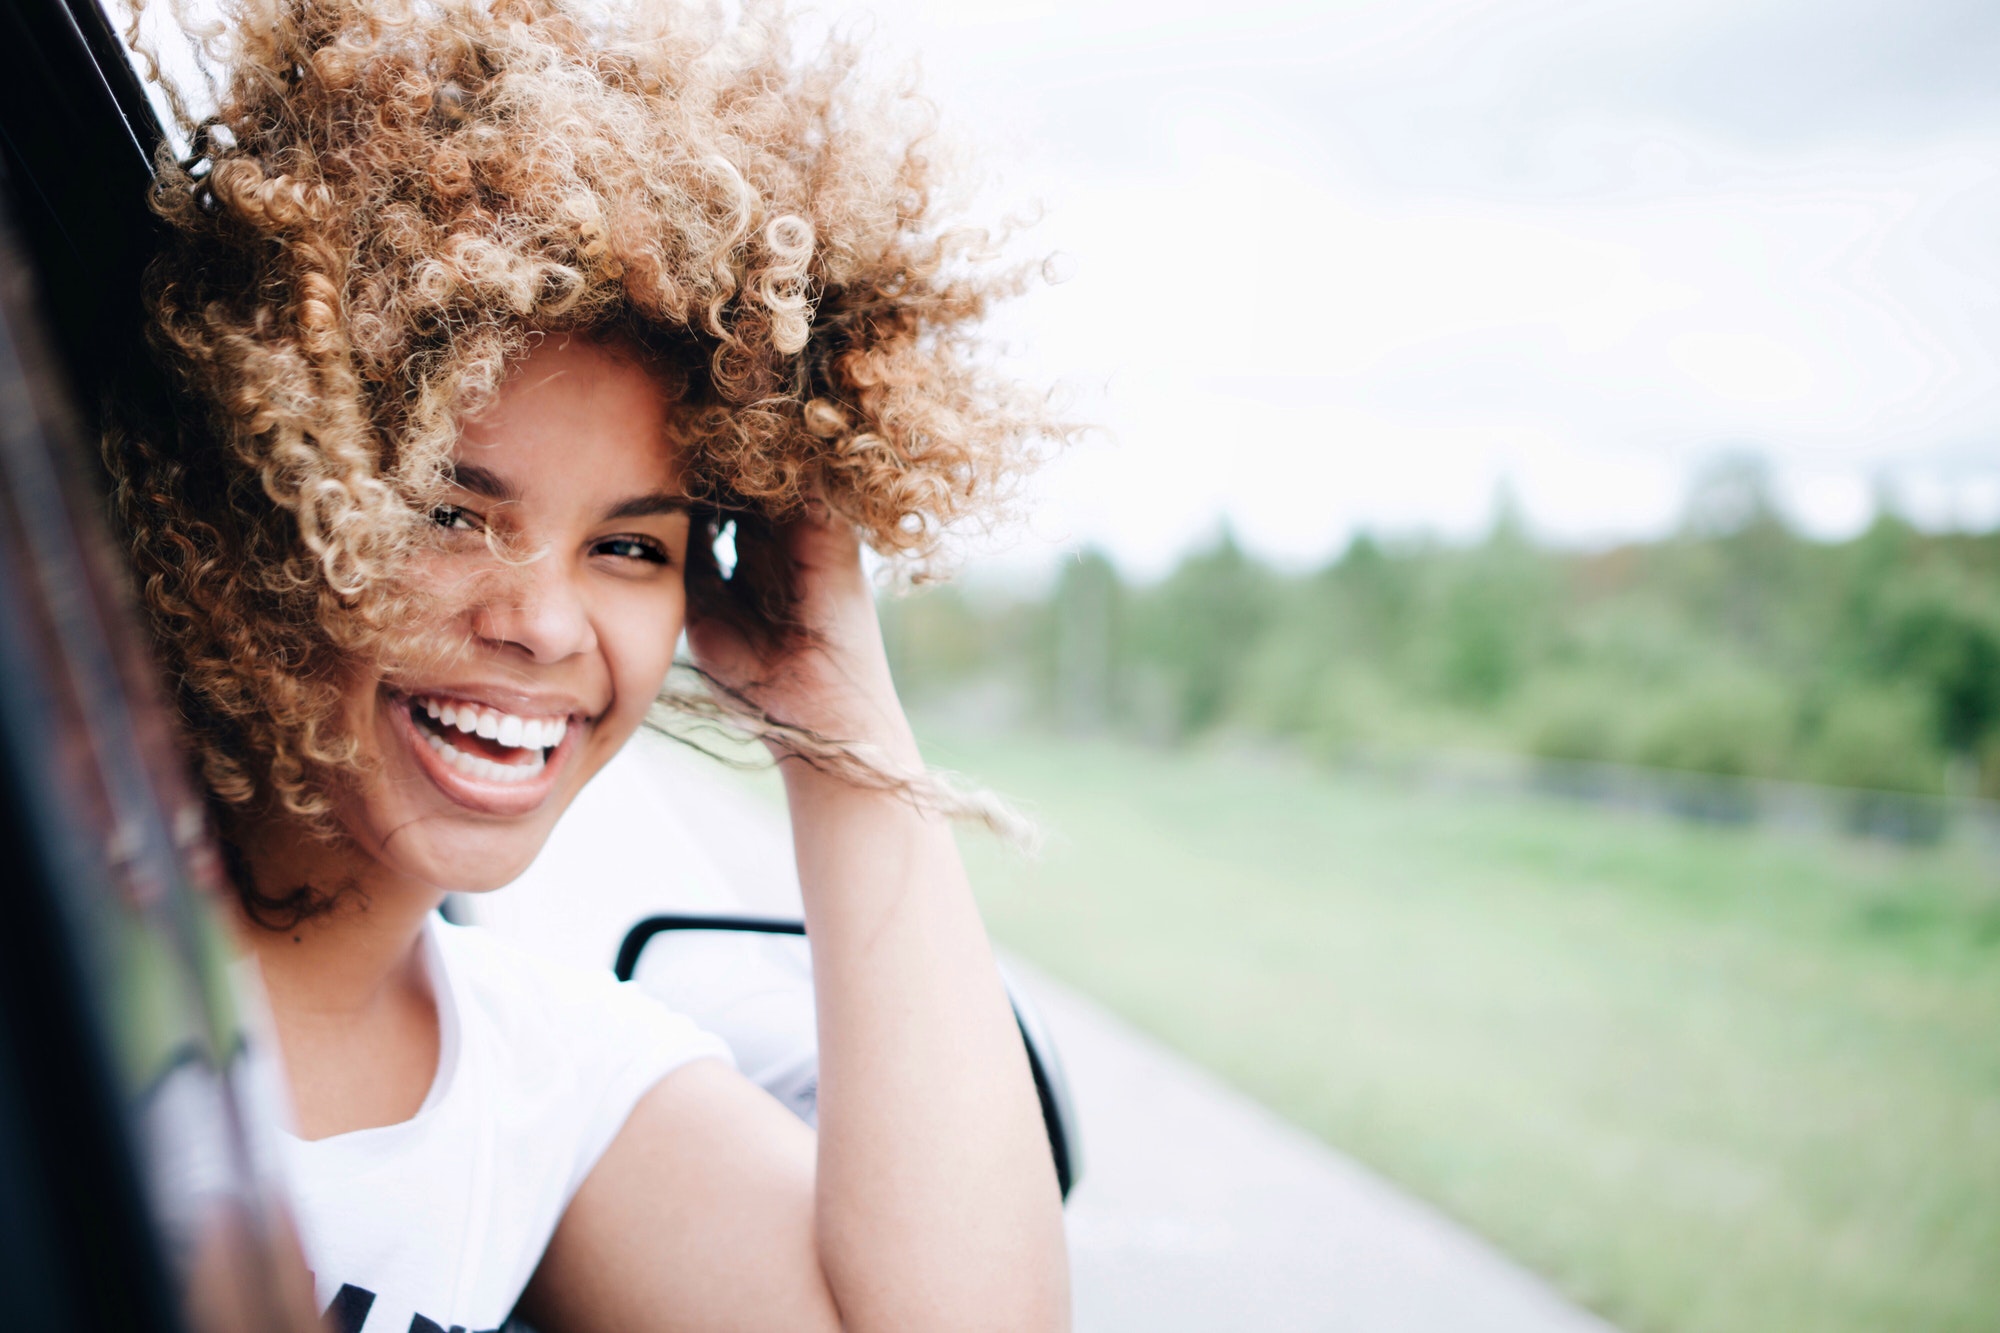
336,335,691,892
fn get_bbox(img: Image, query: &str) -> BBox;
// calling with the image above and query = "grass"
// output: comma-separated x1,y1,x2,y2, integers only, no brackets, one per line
926,727,2000,1333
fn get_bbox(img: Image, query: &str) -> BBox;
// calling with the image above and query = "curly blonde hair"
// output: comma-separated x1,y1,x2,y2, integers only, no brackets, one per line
106,0,1055,842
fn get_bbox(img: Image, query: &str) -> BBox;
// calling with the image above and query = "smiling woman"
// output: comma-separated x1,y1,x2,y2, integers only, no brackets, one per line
97,1,1071,1329
107,0,1060,859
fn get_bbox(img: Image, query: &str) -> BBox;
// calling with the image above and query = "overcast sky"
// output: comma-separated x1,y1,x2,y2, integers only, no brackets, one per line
845,0,2000,577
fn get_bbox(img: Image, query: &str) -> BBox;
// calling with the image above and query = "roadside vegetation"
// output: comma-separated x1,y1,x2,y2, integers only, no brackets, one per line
882,465,2000,1330
935,729,2000,1333
886,460,2000,811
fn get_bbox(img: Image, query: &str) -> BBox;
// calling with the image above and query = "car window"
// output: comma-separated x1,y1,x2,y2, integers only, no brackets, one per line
0,2,318,1328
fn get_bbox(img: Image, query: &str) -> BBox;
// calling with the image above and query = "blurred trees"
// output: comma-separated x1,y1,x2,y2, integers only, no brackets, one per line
882,484,2000,800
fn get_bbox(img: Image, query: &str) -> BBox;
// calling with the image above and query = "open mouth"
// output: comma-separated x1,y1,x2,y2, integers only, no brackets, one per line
403,694,570,786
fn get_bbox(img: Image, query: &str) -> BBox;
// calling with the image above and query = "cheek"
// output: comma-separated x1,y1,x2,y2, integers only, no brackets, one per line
600,581,688,719
404,549,501,627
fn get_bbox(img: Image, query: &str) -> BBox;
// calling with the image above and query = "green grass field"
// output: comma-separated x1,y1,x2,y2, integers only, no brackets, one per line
926,728,2000,1333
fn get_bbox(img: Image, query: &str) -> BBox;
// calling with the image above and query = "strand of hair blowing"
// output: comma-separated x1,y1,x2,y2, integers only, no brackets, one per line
107,0,1070,857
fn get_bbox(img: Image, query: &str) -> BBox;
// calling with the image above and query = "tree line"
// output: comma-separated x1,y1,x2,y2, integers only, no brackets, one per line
883,462,2000,801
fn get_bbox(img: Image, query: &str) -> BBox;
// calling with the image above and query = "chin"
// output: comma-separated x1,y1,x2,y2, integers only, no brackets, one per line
375,819,555,894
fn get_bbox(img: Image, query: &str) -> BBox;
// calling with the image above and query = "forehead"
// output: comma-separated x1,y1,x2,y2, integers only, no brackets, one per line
454,336,682,495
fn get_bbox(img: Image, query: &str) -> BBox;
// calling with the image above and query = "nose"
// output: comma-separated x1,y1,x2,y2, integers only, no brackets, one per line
468,548,598,664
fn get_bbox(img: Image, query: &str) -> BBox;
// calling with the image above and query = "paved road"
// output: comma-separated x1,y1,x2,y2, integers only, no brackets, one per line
1027,961,1617,1333
472,737,1619,1333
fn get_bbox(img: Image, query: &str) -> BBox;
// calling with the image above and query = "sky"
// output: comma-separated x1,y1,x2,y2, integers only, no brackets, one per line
124,0,2000,579
846,0,2000,577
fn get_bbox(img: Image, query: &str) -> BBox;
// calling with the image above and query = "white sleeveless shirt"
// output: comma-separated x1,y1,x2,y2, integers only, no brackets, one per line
279,917,732,1333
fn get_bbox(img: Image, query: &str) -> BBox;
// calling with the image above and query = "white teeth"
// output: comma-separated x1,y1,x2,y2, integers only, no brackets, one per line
421,728,547,784
412,694,570,761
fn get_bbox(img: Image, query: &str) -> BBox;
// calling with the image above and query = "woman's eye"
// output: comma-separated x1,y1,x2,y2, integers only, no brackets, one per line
596,536,669,564
432,505,479,533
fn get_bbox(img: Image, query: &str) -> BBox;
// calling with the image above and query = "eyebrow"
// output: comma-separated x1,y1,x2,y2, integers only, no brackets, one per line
604,491,690,521
449,465,685,521
447,463,517,502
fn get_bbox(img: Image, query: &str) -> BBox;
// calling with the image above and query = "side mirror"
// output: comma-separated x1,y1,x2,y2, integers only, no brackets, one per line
616,914,1082,1201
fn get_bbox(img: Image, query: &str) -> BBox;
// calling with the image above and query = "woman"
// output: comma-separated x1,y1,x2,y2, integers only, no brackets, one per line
106,1,1070,1328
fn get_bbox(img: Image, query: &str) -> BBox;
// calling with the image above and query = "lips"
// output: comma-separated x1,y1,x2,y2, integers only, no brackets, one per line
387,688,587,815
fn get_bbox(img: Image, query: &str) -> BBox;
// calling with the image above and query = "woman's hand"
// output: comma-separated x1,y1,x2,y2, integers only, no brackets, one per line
684,511,918,768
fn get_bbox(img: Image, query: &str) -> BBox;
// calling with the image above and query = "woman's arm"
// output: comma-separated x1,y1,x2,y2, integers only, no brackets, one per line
521,519,1069,1332
780,534,1071,1328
